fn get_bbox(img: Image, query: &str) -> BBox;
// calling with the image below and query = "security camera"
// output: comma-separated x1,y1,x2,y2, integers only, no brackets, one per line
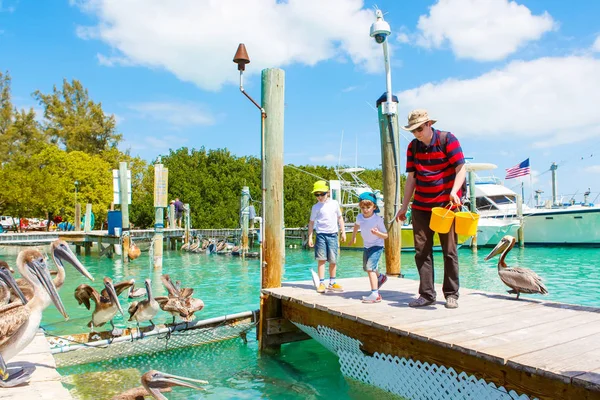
370,10,391,44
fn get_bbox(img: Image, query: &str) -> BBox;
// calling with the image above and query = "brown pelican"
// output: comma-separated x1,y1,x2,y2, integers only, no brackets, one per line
0,263,27,306
157,275,204,324
128,279,160,335
484,235,549,299
14,240,94,302
111,369,207,400
0,249,68,383
74,277,135,335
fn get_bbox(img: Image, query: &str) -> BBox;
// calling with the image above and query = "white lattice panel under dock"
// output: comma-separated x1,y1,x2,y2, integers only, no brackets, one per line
294,322,535,400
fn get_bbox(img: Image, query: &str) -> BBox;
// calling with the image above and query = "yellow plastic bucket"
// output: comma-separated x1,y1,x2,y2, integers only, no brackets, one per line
429,207,455,234
454,211,480,236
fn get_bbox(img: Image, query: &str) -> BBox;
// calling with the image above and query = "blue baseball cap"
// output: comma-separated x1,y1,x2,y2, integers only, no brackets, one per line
358,192,379,213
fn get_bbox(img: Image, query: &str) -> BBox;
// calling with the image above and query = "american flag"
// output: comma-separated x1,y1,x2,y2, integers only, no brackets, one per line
505,158,530,179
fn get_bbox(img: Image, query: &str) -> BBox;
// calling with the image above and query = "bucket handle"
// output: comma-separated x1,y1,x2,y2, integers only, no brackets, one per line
441,203,454,218
459,204,478,220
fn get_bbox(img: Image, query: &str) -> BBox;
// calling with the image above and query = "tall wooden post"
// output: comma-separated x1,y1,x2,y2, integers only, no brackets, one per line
119,161,130,263
184,203,190,244
517,194,525,248
168,204,175,230
74,204,81,232
84,203,92,233
377,95,401,276
468,170,478,250
259,68,285,351
153,162,168,269
241,186,250,257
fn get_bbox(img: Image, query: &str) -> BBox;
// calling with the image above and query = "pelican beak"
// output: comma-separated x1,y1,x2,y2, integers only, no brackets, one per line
104,280,124,317
0,354,8,381
53,243,94,281
157,372,208,390
0,267,28,305
27,257,69,320
484,238,509,261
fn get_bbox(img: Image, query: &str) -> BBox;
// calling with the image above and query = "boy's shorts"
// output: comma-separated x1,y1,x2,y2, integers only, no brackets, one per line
363,246,383,272
315,233,339,264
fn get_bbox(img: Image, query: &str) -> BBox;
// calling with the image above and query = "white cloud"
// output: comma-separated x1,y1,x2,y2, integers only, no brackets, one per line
593,35,600,53
584,165,600,174
309,154,338,163
416,0,556,61
396,56,600,147
73,0,382,91
127,102,215,127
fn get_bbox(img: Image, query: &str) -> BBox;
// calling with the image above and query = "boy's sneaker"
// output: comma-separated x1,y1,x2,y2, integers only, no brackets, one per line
327,283,344,292
316,283,326,293
362,293,382,303
377,274,388,289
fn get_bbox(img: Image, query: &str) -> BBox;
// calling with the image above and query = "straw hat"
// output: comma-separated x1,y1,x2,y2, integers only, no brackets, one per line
402,109,437,131
312,180,329,193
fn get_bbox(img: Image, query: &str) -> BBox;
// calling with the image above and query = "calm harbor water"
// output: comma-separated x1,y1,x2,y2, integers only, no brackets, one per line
1,244,599,399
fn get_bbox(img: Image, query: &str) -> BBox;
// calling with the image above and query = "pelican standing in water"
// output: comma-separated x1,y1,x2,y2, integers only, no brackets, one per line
128,279,159,336
111,369,207,400
0,249,68,385
74,277,135,335
484,235,548,299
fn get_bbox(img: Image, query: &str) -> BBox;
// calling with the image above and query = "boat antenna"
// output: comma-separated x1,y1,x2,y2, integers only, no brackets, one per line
284,164,326,181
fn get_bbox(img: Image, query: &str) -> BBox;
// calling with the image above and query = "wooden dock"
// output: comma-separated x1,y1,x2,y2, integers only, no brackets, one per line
263,277,600,400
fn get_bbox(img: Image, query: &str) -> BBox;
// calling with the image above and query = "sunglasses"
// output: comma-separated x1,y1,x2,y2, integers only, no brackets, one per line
314,192,327,197
411,123,428,134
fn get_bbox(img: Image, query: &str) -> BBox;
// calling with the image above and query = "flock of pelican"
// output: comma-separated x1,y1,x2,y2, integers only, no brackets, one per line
0,239,205,390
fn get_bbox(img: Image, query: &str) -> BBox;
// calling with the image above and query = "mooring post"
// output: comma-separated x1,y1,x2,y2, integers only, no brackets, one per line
84,203,92,233
468,170,478,251
74,204,81,232
184,203,190,245
517,194,525,248
153,161,168,269
168,204,175,230
241,186,250,257
377,95,402,276
119,161,130,263
259,67,285,351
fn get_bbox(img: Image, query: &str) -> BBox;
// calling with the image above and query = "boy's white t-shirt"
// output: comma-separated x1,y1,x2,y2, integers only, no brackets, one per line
356,213,387,248
310,199,342,234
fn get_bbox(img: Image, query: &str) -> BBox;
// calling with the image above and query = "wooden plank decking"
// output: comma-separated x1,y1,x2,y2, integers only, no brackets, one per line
263,277,600,399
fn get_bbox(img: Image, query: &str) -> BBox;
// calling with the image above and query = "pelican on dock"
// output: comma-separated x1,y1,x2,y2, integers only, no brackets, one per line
111,369,207,400
0,249,68,384
128,279,159,335
484,235,549,299
74,277,135,335
162,275,203,322
14,239,93,302
0,262,27,306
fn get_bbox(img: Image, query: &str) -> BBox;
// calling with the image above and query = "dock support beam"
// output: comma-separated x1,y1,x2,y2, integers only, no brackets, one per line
259,67,285,351
377,95,401,276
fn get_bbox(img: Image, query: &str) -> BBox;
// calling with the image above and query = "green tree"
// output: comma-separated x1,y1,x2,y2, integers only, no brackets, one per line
34,79,122,154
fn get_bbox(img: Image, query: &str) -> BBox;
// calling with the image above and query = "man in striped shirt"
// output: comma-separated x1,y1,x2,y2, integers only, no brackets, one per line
395,109,466,309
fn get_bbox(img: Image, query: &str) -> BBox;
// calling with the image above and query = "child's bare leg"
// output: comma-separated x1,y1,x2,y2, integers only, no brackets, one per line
328,263,337,280
317,260,327,280
367,270,378,290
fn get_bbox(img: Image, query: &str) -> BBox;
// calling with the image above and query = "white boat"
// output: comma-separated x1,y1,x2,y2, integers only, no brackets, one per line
468,165,600,246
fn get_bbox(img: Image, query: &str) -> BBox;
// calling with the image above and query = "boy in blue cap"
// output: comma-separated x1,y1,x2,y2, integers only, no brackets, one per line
349,192,388,303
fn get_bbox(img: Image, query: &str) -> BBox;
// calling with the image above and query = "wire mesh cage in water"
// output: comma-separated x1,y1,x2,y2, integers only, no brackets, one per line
48,310,258,368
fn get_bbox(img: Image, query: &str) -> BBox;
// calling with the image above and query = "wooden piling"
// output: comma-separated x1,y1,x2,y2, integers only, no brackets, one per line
259,68,285,351
153,163,168,269
468,170,478,250
377,96,401,276
74,204,81,232
119,161,130,263
241,186,250,256
84,203,92,233
517,194,524,248
184,203,190,244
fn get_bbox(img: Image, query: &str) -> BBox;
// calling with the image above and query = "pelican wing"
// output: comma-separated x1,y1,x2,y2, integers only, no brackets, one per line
74,285,100,310
154,296,170,306
107,280,135,297
160,275,179,297
499,267,548,295
179,288,194,298
127,301,140,320
0,303,30,348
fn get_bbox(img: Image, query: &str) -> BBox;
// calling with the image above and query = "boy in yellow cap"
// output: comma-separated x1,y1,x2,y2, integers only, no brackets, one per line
308,180,346,293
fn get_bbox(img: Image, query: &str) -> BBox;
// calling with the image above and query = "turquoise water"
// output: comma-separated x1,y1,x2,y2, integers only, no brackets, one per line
1,245,599,398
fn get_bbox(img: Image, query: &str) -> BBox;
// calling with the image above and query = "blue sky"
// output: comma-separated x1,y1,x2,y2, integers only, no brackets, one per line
1,0,599,205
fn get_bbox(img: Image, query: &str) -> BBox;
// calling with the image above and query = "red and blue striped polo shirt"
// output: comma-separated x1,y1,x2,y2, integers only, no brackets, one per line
406,129,465,211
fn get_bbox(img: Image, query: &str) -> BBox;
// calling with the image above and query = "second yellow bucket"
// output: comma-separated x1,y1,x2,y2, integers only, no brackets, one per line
429,207,455,234
455,211,480,236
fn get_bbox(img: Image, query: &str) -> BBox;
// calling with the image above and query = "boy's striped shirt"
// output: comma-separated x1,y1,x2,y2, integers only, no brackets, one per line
406,129,465,211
